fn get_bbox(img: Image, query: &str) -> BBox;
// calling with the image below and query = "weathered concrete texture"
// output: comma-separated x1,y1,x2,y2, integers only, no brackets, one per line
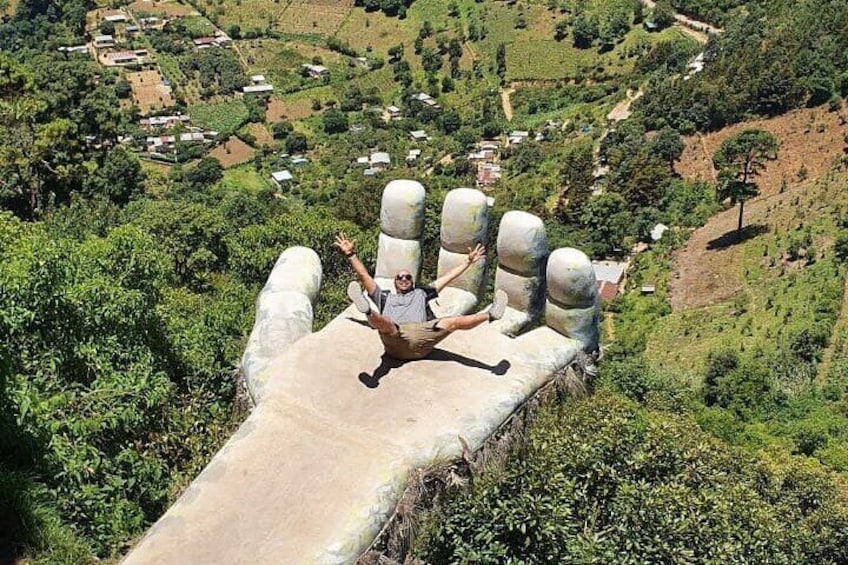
545,248,600,351
492,211,548,335
431,188,490,316
439,188,489,253
376,180,425,281
379,180,425,240
241,247,322,402
121,308,583,565
374,233,421,283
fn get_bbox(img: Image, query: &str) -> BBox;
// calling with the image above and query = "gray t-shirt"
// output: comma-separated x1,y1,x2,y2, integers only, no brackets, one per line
370,285,438,325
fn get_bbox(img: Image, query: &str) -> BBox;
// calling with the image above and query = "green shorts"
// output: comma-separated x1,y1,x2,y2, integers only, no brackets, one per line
379,320,451,360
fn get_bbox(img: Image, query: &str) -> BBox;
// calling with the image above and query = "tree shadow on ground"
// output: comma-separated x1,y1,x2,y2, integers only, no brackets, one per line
707,224,769,250
358,350,511,389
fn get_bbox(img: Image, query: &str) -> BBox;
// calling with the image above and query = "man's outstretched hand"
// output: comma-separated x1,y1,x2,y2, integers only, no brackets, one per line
334,232,355,257
466,243,486,264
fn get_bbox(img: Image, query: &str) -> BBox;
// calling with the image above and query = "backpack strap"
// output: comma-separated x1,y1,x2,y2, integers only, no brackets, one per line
378,289,391,314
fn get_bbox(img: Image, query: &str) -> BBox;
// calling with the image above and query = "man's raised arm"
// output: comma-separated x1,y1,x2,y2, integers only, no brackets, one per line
334,232,378,295
431,243,486,293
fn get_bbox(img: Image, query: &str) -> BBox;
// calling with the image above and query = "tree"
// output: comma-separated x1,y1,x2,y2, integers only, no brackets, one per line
92,147,145,205
648,127,684,169
388,43,404,62
323,108,349,134
271,121,293,140
712,129,779,237
186,157,224,189
495,42,506,83
554,19,569,40
651,1,675,30
285,132,308,154
572,13,597,48
100,19,115,35
557,139,594,220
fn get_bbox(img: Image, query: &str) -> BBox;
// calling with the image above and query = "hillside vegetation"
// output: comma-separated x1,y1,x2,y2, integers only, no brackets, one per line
3,0,848,561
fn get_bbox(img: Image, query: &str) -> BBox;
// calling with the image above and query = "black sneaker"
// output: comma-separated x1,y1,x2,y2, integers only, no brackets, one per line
489,289,507,321
347,281,371,315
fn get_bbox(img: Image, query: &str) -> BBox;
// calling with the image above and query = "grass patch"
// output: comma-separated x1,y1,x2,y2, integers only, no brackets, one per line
182,14,217,37
189,99,250,135
216,164,272,194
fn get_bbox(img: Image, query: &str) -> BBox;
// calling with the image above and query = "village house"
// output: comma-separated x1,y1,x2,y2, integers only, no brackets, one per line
356,156,369,166
476,163,501,187
271,170,293,188
290,156,309,167
214,31,232,45
193,37,218,49
139,17,165,30
301,64,328,79
507,130,529,145
141,114,191,130
409,130,429,142
479,141,499,152
103,49,150,67
145,130,216,153
363,168,379,177
406,149,421,163
250,75,266,84
386,105,402,120
93,35,115,49
102,11,128,23
243,84,274,94
124,25,140,36
369,151,391,170
410,92,440,109
592,260,628,303
58,45,90,55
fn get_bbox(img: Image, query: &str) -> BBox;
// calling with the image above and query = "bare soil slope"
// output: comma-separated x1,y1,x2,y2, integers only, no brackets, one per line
671,107,848,311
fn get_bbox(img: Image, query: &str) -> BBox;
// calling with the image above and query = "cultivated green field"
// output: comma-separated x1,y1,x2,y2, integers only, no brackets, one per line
216,164,273,194
190,99,250,134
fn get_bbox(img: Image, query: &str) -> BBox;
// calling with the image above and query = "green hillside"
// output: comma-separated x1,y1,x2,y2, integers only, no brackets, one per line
3,0,848,561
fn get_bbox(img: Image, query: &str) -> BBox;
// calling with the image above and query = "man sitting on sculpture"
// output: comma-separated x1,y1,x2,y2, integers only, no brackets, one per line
335,232,507,361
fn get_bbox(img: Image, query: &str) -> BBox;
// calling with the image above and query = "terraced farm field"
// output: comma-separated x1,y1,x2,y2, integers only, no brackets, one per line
127,0,196,17
278,0,354,35
190,99,249,134
238,38,348,92
196,0,352,35
127,70,176,114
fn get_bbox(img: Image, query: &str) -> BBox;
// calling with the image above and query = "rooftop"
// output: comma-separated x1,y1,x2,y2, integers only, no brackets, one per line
591,260,627,284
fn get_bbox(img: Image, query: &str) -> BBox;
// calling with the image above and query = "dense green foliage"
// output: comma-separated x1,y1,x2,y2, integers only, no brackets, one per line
3,0,848,560
639,0,848,131
415,393,848,564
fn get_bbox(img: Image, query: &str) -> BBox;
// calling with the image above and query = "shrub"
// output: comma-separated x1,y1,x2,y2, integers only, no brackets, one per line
414,393,848,564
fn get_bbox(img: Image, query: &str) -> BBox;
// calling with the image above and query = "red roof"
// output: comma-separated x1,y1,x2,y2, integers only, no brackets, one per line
597,280,619,303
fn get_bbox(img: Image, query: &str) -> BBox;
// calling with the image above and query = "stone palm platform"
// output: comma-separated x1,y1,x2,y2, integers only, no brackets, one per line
122,309,581,564
122,182,599,564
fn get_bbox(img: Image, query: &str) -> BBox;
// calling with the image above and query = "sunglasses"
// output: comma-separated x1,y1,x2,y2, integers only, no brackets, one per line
395,274,413,281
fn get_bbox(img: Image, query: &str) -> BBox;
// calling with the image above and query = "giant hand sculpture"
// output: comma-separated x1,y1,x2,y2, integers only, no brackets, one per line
122,181,600,565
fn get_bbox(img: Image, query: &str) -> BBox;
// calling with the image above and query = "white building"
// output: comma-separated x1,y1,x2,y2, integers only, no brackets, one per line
243,84,274,94
301,64,328,78
369,152,391,169
271,170,293,187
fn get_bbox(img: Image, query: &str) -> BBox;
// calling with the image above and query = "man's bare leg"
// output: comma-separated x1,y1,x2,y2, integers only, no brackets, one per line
435,311,489,332
366,312,400,336
435,289,507,333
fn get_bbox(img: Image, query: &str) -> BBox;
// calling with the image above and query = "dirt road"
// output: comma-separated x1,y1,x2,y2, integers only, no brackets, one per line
501,87,515,122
